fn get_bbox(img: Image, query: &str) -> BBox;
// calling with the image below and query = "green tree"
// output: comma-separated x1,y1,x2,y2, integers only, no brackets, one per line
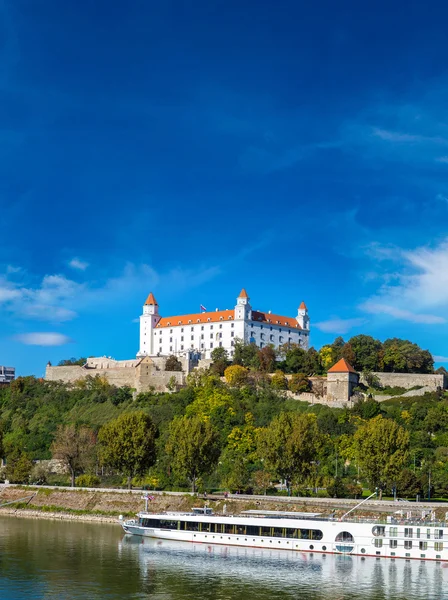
98,412,158,488
232,339,261,369
210,347,229,376
57,357,87,366
5,450,33,484
51,424,97,487
257,412,322,494
348,335,382,372
353,415,410,498
165,355,183,371
166,415,220,492
382,338,434,373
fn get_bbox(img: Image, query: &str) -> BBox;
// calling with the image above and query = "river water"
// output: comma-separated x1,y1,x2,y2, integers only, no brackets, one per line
1,515,448,599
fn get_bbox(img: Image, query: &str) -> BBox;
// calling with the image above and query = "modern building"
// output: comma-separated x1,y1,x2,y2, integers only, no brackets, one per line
137,289,310,359
0,366,15,384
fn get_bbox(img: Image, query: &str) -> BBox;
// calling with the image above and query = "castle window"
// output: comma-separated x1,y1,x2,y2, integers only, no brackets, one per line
181,336,184,341
270,326,272,331
170,337,172,342
201,326,204,330
231,341,234,346
201,343,204,349
181,345,184,350
219,342,222,347
260,333,265,340
197,319,200,323
181,328,184,332
188,320,192,324
219,333,222,338
191,336,194,341
210,325,213,329
220,317,223,320
178,321,181,325
231,323,234,328
201,334,204,340
219,324,222,328
207,318,211,322
270,335,274,341
260,343,264,348
210,334,213,339
170,346,173,352
231,332,234,337
210,343,213,348
288,338,292,343
170,329,173,333
191,327,194,331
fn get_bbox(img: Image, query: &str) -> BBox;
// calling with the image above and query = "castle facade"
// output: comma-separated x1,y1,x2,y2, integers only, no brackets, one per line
137,289,310,359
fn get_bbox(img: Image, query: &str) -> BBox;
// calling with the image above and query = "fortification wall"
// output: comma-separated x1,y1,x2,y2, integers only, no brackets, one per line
46,365,87,383
360,372,446,391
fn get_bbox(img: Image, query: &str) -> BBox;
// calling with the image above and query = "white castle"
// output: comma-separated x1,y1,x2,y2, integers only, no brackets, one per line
137,288,310,359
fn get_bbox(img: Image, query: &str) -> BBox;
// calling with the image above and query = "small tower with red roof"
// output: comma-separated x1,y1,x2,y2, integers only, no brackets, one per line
296,301,310,333
234,288,252,322
138,292,161,357
327,358,359,403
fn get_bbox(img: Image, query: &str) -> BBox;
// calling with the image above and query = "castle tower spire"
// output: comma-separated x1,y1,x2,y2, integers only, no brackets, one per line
138,292,161,357
296,301,310,331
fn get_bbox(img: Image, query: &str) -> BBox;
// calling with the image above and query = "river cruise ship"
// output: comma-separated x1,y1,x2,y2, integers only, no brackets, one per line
120,505,448,562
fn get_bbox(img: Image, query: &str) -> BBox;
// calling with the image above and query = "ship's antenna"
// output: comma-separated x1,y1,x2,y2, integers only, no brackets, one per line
340,489,377,521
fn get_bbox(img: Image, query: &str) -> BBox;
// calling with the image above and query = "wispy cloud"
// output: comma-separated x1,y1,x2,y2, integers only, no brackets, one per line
14,332,72,346
360,238,448,324
0,262,220,325
314,317,367,334
361,302,445,324
433,355,448,363
69,258,89,271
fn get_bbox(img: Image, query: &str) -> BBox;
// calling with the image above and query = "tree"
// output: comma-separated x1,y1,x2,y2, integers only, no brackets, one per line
382,338,434,373
271,370,288,390
51,425,97,487
257,412,322,494
224,365,249,387
57,357,87,366
353,416,410,498
258,346,276,372
5,450,33,484
166,415,220,492
210,346,229,376
289,373,311,394
348,335,382,372
165,355,183,371
232,339,260,369
319,345,335,371
98,412,157,488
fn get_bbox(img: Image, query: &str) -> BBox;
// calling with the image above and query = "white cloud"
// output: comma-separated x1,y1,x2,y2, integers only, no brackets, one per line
15,332,72,346
314,317,366,334
6,265,22,274
433,355,448,362
360,239,448,324
361,302,445,324
436,156,448,164
69,258,89,271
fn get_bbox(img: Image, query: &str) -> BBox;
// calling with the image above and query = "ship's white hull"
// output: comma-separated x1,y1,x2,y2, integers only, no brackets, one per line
122,513,448,562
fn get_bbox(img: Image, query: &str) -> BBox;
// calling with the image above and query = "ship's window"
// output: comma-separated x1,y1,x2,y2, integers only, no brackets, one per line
372,526,385,537
389,527,398,537
404,541,412,549
201,523,210,532
389,540,397,548
405,528,413,538
419,541,428,551
435,542,444,551
309,545,314,550
188,522,199,532
246,525,259,536
224,524,235,534
335,531,354,543
374,539,383,548
273,527,283,537
435,530,444,540
285,528,298,539
235,524,246,535
260,526,271,537
322,546,327,551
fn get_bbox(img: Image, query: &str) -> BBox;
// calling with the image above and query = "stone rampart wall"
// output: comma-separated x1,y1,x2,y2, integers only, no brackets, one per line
360,372,446,391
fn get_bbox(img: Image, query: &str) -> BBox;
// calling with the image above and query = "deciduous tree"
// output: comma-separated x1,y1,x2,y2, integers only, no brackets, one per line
98,412,157,488
224,365,249,387
166,415,220,492
353,415,410,498
51,424,97,487
257,412,322,494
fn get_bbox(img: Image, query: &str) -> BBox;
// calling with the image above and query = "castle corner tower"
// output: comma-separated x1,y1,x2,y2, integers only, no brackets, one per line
137,292,161,357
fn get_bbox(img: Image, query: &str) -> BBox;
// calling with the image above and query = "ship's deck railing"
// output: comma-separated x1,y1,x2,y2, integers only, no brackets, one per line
136,511,448,529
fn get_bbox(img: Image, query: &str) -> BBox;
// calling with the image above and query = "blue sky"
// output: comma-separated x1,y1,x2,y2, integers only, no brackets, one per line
2,0,448,375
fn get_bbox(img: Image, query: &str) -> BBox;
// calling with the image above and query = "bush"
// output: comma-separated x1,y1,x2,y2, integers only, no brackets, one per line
75,474,101,488
271,370,288,390
165,355,183,371
224,365,249,387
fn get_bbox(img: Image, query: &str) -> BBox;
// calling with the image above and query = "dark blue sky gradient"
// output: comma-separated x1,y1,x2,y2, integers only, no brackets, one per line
2,0,448,374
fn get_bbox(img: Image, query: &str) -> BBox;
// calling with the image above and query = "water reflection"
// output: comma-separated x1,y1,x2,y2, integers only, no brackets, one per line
120,535,448,600
1,516,448,600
